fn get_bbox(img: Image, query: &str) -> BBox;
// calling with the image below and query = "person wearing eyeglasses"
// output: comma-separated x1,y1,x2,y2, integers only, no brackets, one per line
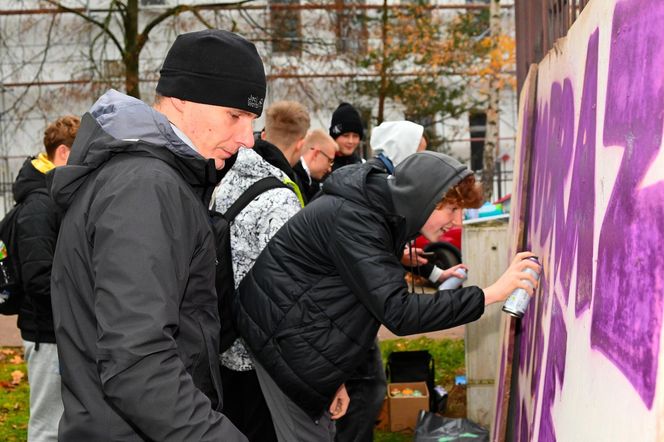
293,129,338,203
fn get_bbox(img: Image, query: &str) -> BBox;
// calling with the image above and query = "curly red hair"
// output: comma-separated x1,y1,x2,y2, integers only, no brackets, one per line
436,174,483,209
43,115,80,160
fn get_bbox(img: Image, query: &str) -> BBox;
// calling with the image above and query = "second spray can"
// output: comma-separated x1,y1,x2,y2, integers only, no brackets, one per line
439,268,468,290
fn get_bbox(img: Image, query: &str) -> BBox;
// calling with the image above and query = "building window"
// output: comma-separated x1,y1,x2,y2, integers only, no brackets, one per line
336,0,368,54
270,0,302,54
140,0,166,6
468,112,487,171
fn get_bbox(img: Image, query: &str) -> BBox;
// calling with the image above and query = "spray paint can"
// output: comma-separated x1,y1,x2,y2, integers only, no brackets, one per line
439,268,468,290
502,257,540,318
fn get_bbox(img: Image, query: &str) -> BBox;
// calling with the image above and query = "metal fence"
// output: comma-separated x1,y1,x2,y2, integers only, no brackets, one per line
0,166,14,217
0,156,28,216
515,0,591,90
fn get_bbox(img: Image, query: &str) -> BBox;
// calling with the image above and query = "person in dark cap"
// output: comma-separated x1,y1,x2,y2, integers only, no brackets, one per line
329,102,365,171
47,30,264,441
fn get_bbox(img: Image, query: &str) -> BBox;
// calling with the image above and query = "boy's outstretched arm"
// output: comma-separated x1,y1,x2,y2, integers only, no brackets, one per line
482,251,540,305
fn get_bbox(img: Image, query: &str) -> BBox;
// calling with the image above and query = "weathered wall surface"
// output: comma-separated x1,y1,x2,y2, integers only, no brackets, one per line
495,0,664,440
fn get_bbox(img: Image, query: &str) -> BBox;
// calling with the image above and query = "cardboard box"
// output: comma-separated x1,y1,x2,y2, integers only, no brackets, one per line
387,381,429,432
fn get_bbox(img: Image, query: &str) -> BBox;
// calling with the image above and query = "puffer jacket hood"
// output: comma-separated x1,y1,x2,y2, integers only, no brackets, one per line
252,139,299,183
322,162,393,217
218,146,289,203
388,151,472,238
47,89,222,210
370,120,424,167
13,157,47,203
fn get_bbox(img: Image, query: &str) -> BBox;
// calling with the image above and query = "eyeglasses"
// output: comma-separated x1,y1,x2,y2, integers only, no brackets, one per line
312,147,335,166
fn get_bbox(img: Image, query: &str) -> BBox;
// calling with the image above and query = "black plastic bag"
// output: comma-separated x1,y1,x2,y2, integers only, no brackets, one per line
414,411,489,442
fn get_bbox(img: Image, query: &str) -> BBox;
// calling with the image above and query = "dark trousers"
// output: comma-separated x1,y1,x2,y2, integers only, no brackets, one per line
220,365,278,442
335,342,387,442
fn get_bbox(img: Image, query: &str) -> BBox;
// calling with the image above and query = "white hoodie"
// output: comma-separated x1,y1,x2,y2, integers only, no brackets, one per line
370,120,424,166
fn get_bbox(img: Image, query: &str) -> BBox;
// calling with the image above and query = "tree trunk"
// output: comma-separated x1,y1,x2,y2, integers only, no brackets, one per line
482,0,501,200
377,0,388,125
124,0,141,99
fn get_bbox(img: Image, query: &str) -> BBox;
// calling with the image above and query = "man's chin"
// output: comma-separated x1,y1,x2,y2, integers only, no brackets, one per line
215,158,226,170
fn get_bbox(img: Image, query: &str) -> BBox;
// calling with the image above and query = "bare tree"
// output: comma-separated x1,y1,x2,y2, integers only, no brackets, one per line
42,0,255,99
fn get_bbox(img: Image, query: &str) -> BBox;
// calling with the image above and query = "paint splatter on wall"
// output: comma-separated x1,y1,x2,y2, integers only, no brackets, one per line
495,1,664,440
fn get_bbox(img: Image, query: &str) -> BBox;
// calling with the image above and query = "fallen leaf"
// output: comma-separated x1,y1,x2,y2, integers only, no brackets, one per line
11,370,24,385
0,349,15,355
10,355,23,364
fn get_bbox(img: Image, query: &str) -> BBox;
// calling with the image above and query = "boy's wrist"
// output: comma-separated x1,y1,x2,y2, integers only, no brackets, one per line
482,286,498,305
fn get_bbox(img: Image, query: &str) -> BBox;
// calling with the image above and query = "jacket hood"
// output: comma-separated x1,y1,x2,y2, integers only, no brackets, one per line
322,163,394,218
13,157,47,203
227,146,289,185
214,146,299,214
47,89,221,210
252,139,298,183
370,121,424,167
388,151,472,238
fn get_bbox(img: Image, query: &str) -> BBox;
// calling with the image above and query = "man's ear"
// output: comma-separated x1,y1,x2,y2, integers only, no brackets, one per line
169,97,187,113
294,138,305,154
53,144,71,166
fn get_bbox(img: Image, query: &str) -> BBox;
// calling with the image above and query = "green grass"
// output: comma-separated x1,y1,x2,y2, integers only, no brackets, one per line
0,338,465,442
0,347,29,442
380,337,465,386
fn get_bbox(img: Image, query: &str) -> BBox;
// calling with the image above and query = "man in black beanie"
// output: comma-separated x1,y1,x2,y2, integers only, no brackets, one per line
47,30,263,441
329,102,365,172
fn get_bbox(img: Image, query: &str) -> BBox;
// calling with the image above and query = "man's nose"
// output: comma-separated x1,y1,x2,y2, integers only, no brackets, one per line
237,119,255,149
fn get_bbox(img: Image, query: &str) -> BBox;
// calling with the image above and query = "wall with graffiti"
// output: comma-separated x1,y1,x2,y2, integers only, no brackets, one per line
494,0,664,440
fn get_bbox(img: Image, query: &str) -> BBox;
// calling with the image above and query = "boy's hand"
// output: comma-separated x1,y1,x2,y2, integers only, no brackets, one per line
438,263,468,283
482,252,540,305
329,384,350,420
401,246,429,267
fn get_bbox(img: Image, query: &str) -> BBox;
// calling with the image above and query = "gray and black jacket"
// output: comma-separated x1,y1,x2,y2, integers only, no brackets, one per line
235,151,486,419
47,90,245,441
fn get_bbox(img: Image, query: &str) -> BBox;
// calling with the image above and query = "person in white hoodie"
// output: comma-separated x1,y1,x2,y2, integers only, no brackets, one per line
370,120,427,174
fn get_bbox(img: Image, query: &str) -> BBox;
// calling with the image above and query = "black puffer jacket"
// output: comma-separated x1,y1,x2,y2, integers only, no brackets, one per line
331,151,362,171
13,157,59,344
47,90,245,441
236,152,486,418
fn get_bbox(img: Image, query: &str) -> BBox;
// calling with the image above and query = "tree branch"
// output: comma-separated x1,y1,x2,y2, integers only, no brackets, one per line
138,0,257,52
42,0,124,55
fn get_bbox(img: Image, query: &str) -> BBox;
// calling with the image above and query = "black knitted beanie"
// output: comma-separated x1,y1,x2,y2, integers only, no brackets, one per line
329,102,364,140
156,30,266,116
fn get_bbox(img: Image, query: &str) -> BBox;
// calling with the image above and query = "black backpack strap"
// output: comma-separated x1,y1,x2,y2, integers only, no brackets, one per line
223,176,288,222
